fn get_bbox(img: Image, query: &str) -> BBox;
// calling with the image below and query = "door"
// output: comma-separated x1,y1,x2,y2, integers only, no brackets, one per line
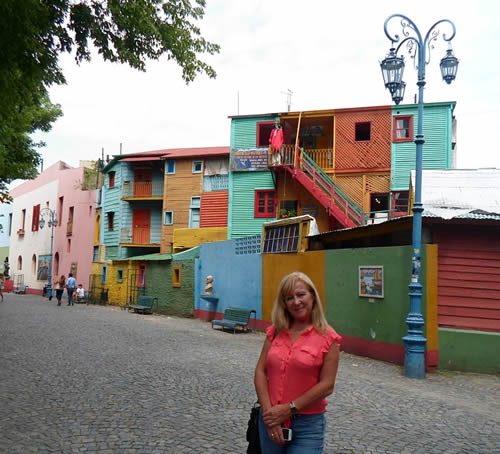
134,168,152,197
132,209,151,244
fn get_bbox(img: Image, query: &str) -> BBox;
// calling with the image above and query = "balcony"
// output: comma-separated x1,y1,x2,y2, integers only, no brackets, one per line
121,180,163,199
119,228,159,247
268,145,334,170
203,174,229,192
66,220,73,236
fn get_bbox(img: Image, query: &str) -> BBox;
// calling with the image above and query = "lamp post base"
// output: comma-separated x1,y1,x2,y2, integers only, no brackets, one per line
403,334,427,378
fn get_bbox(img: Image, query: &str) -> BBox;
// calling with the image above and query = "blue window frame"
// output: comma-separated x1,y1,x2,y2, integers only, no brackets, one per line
166,160,176,174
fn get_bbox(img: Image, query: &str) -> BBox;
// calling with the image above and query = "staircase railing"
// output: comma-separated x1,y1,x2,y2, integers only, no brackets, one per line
298,150,366,226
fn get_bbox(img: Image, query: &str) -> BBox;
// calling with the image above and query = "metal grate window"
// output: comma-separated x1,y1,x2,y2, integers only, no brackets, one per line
235,235,262,255
263,224,299,253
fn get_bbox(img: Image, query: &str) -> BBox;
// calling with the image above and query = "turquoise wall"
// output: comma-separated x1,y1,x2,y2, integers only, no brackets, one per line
391,102,455,191
230,116,278,149
103,162,121,252
229,171,275,238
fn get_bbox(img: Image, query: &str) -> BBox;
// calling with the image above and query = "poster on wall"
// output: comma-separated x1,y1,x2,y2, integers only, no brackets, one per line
37,255,51,281
231,149,269,171
359,266,384,298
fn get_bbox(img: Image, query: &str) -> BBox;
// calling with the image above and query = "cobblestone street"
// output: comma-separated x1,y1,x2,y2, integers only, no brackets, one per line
0,294,499,453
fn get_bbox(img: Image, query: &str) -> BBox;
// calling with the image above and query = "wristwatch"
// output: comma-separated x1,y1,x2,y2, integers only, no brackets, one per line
289,401,298,416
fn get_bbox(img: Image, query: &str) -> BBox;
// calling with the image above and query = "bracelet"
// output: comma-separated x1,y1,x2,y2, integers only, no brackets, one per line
289,401,298,416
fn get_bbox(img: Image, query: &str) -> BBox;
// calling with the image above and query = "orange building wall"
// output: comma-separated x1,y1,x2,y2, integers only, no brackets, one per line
161,160,203,253
262,251,325,322
277,172,330,232
334,107,392,170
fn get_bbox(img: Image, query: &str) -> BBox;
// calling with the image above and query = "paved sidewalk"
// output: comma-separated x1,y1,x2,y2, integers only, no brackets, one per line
0,294,498,453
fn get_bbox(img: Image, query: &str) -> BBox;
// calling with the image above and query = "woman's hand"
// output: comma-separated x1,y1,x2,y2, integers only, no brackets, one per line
266,423,285,446
262,403,290,427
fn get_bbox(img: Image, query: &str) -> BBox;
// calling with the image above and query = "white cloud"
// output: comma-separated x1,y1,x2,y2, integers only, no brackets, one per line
32,0,500,171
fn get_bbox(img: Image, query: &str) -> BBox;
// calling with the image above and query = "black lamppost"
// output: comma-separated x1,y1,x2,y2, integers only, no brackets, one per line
380,14,458,378
39,208,57,299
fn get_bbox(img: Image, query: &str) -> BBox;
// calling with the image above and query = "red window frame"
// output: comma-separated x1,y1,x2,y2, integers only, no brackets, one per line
31,204,40,231
256,121,276,147
254,190,276,218
107,212,114,231
393,115,414,142
109,171,115,188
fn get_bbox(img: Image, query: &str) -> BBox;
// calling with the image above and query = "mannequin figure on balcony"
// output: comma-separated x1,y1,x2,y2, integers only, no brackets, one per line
269,122,283,165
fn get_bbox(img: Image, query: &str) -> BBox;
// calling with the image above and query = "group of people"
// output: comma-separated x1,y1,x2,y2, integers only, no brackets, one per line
253,271,341,453
50,273,85,306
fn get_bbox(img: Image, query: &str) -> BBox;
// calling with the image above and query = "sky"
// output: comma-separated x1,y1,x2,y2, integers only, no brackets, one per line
32,0,500,173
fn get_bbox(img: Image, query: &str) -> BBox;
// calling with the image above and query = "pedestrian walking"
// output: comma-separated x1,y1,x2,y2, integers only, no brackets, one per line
66,273,76,306
0,273,4,302
54,275,66,306
254,271,341,453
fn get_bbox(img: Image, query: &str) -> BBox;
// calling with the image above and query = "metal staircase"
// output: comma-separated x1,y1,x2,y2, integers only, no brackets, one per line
277,148,366,228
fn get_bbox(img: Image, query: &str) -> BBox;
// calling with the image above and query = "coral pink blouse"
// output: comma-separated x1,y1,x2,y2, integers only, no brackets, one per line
265,325,341,415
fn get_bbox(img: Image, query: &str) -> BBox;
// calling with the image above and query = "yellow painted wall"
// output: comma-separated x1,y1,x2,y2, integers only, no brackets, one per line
277,172,330,232
173,227,228,252
426,244,439,351
262,251,325,322
106,261,135,307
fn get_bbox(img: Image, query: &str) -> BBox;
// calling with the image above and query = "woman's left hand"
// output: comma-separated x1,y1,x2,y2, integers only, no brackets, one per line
262,404,290,427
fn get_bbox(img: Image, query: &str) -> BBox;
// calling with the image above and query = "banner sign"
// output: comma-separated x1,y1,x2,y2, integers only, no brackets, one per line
231,149,269,171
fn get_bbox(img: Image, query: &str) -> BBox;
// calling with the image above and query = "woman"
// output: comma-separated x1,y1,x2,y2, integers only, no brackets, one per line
0,273,4,302
254,272,341,453
54,275,66,306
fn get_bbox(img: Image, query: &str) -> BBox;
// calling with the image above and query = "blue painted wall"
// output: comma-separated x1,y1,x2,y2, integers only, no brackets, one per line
196,239,262,318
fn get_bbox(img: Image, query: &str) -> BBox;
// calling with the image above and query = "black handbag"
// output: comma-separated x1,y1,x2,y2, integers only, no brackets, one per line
246,402,262,454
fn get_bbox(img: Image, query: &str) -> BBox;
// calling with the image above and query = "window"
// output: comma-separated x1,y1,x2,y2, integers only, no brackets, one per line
67,206,74,236
278,200,298,219
254,190,276,218
8,213,12,236
137,263,146,287
117,269,124,283
189,197,201,228
67,238,71,253
107,212,115,231
164,210,174,225
355,122,371,141
166,160,176,174
21,209,26,231
58,196,64,226
263,224,300,253
31,254,36,275
54,252,59,276
393,115,414,142
101,265,107,284
256,121,276,147
108,171,115,188
93,246,99,262
89,205,92,216
17,255,22,270
31,204,40,231
192,160,203,173
173,265,182,288
392,191,410,215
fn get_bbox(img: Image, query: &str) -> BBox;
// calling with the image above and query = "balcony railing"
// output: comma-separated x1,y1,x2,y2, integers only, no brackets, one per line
203,174,229,192
122,180,163,198
269,145,334,170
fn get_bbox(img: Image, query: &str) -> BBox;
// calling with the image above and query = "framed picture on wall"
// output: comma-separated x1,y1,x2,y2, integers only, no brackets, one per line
359,266,384,298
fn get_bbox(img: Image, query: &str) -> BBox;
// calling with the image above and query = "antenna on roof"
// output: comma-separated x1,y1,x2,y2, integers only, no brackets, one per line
120,143,122,155
281,89,293,112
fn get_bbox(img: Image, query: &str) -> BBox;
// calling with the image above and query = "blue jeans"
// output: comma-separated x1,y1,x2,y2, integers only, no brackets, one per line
258,410,326,453
67,288,75,305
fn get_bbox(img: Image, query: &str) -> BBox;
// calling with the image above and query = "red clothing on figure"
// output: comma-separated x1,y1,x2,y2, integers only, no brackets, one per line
265,324,341,415
269,127,283,152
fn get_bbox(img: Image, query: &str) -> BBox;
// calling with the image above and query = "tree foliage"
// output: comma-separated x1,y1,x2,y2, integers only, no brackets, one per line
0,0,219,200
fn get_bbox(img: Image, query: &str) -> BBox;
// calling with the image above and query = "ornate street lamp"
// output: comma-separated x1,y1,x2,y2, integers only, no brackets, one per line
381,14,458,379
39,208,57,300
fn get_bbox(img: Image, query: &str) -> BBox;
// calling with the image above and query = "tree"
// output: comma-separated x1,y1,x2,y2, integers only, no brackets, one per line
0,0,219,200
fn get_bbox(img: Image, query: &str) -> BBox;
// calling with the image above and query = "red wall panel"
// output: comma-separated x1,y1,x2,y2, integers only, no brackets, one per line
435,226,500,332
200,192,228,227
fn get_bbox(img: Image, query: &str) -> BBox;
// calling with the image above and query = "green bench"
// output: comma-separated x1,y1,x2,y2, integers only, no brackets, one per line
127,295,157,314
212,307,257,334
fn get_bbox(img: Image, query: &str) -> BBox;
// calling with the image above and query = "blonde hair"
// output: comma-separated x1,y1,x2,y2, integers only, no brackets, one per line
271,271,329,333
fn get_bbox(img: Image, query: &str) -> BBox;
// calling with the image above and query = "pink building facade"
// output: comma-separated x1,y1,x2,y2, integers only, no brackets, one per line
9,161,96,294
